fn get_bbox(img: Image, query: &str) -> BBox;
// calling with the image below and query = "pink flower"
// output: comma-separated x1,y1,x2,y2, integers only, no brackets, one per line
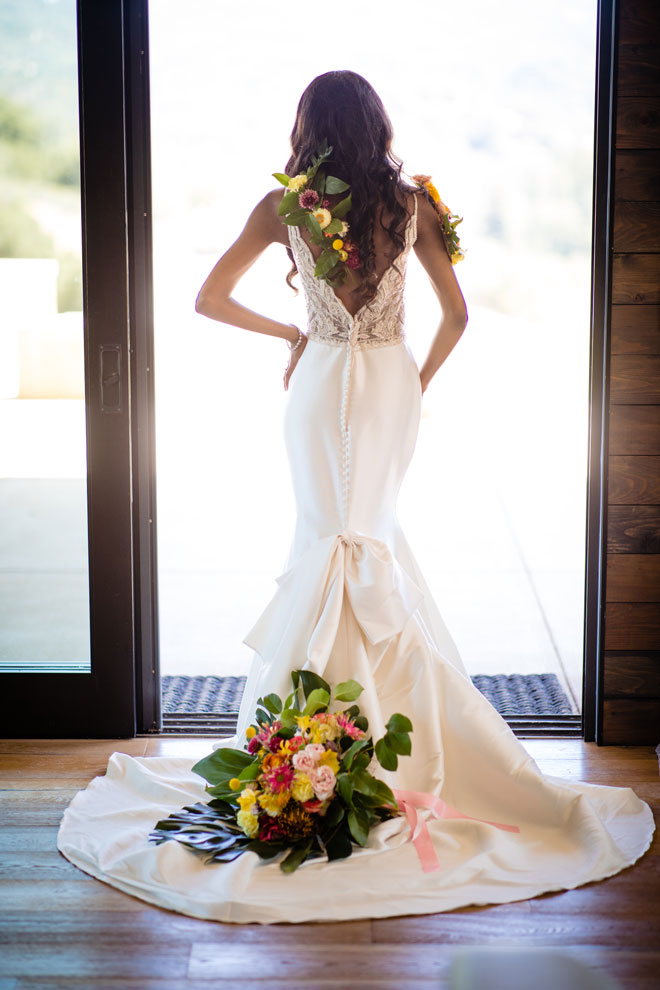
302,798,323,813
292,750,317,775
336,713,365,739
347,254,361,270
308,764,336,801
303,743,326,762
299,189,319,209
247,735,261,754
288,735,305,752
322,198,331,208
264,762,295,794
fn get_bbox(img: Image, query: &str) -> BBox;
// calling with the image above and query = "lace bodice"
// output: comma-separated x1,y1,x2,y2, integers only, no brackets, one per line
287,194,418,350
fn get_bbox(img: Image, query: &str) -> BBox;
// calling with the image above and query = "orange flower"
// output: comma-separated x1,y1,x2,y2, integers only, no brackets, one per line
260,752,286,773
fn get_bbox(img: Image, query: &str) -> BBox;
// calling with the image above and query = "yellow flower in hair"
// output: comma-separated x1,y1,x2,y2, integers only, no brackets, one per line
313,208,332,229
288,173,307,193
337,249,348,262
332,239,344,250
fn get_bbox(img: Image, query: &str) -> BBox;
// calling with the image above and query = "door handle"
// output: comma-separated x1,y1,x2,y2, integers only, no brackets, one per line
100,345,122,413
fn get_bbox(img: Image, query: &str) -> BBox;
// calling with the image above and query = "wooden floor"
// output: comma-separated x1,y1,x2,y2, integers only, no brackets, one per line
0,736,658,990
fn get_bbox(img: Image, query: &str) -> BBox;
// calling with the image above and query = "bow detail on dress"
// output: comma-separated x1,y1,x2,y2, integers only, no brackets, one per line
392,788,521,874
242,530,424,686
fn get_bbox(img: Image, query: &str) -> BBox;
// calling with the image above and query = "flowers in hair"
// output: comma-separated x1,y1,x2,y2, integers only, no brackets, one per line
412,174,465,265
273,138,362,286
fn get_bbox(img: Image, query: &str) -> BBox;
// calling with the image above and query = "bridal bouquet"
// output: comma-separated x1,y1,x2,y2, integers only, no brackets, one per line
149,669,413,873
273,138,360,285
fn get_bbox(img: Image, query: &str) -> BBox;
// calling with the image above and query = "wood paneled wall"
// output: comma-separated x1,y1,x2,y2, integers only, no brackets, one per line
603,0,660,742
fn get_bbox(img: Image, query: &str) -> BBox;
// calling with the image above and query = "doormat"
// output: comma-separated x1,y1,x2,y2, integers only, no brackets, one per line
161,673,574,716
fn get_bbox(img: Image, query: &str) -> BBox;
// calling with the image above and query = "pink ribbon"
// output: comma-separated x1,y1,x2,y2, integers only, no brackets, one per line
392,788,521,874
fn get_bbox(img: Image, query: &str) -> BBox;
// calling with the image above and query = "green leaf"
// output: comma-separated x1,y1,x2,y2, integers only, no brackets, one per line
314,250,341,279
340,736,370,770
290,669,301,692
324,799,345,828
304,211,324,240
352,752,371,771
283,688,298,710
282,208,310,226
280,837,314,873
245,839,286,860
333,679,364,702
323,218,344,236
278,189,300,216
191,748,252,785
272,172,290,187
375,737,398,771
254,708,271,726
262,693,283,715
302,687,330,716
385,730,411,756
354,714,369,732
331,193,352,219
324,175,349,194
336,772,354,804
347,805,369,846
351,770,398,809
324,826,353,861
280,708,302,729
386,713,413,734
279,707,302,728
238,762,261,781
299,670,331,700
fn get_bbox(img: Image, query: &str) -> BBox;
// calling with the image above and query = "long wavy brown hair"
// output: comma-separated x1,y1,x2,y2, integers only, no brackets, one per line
283,70,414,310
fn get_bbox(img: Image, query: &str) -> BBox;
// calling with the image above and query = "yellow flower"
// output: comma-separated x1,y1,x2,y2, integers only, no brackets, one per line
258,790,289,816
313,208,332,229
237,787,258,811
278,738,298,758
288,173,307,193
451,248,465,265
318,749,340,773
228,777,241,790
338,221,349,236
236,809,259,838
295,715,312,733
332,238,344,250
424,180,441,203
245,726,257,740
290,771,314,803
337,250,348,263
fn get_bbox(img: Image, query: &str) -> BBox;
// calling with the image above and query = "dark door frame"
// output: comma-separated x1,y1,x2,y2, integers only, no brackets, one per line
583,0,618,743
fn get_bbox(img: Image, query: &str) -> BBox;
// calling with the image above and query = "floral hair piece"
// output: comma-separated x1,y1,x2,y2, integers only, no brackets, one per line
273,138,361,287
412,174,465,265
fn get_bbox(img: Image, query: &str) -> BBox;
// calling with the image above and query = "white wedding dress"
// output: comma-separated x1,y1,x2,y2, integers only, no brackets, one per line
57,194,655,924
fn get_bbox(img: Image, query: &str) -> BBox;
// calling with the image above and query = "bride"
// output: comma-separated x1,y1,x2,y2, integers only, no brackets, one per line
57,70,654,925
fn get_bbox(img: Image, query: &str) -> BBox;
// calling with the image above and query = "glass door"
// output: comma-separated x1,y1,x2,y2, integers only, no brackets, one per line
1,0,143,737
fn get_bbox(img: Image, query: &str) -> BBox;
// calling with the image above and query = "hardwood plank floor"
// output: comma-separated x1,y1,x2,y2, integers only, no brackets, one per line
0,737,657,989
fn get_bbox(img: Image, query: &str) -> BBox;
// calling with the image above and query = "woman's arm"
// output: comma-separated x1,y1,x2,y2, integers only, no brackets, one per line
412,190,469,393
195,189,300,348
